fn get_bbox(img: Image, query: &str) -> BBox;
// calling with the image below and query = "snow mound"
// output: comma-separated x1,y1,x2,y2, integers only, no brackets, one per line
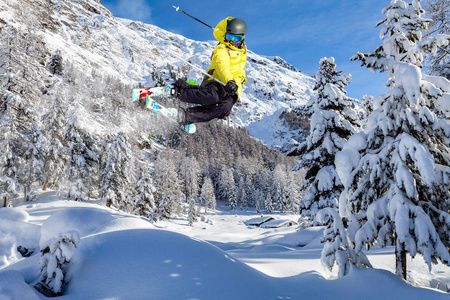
295,227,324,247
69,229,282,300
40,207,115,247
0,207,29,222
0,271,40,300
92,216,154,234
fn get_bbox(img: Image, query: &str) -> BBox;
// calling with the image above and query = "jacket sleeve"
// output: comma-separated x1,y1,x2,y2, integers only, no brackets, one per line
211,46,234,84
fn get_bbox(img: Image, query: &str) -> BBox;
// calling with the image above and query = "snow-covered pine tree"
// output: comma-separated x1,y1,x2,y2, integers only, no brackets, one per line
253,168,271,203
273,164,290,213
358,95,374,125
200,175,216,215
187,195,198,226
0,93,22,204
286,171,300,214
254,188,264,213
423,0,450,79
293,57,359,226
316,208,372,277
179,156,201,204
133,165,156,219
179,156,201,225
63,112,98,201
237,176,248,209
21,126,47,202
153,153,183,220
218,166,237,210
345,0,450,279
34,231,80,297
0,28,44,203
42,88,68,190
100,133,134,211
264,192,274,213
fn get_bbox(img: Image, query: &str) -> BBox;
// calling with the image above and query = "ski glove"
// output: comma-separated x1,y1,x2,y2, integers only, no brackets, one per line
224,80,238,96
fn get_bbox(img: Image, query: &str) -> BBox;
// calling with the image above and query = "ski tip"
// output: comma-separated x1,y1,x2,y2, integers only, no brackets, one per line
184,124,196,134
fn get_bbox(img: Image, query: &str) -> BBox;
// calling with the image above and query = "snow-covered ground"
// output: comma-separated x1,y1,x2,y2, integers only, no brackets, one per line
0,192,449,299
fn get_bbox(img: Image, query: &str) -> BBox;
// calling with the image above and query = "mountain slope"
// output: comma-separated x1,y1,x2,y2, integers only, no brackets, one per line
1,0,313,146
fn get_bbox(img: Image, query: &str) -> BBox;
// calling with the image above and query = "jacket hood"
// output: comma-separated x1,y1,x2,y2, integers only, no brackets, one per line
213,17,245,51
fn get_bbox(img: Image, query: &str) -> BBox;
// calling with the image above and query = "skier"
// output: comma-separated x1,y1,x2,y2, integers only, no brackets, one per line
173,17,247,125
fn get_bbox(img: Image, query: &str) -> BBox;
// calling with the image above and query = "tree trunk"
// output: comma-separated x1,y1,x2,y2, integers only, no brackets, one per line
24,186,28,202
395,237,407,280
43,181,48,191
3,197,6,207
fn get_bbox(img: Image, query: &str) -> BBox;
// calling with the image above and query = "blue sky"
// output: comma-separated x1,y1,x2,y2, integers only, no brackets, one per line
101,0,389,100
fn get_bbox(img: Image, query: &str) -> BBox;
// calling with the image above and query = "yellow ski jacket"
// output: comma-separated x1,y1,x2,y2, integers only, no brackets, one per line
206,17,247,98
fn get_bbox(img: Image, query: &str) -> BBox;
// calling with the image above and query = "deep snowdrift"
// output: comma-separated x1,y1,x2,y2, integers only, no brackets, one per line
0,194,449,299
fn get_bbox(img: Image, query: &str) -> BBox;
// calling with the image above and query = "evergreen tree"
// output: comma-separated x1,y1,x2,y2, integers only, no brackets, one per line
34,231,80,297
133,165,156,219
42,88,68,190
293,57,359,225
358,95,374,125
273,164,289,213
218,166,237,209
21,126,47,201
179,156,201,206
286,171,300,214
100,133,134,211
200,176,216,215
423,0,450,79
0,93,22,203
254,189,264,214
237,176,247,209
345,0,450,279
316,208,372,277
264,192,273,213
187,195,198,226
64,112,98,201
153,154,183,220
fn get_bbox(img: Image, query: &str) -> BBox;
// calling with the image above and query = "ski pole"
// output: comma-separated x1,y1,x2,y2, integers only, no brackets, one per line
172,6,214,30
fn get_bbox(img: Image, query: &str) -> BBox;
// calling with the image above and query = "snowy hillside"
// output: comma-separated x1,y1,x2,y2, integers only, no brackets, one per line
0,0,313,147
1,193,449,299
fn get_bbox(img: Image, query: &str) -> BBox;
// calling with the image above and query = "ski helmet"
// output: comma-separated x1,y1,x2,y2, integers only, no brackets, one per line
226,18,247,35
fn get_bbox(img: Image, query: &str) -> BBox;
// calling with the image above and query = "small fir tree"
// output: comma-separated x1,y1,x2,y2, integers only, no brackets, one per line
200,176,216,215
133,165,156,218
218,166,237,209
34,231,80,297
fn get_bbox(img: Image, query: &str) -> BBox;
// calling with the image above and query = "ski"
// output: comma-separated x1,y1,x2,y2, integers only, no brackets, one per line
132,86,196,134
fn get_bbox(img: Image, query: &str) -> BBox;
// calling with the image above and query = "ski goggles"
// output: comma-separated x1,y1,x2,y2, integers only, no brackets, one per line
225,33,244,44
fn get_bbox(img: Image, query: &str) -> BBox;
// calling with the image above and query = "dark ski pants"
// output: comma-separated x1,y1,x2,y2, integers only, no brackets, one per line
175,79,237,125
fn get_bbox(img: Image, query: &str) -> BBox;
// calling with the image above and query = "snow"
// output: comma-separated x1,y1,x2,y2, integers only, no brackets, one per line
0,193,449,299
244,216,274,226
260,219,298,228
436,93,450,117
